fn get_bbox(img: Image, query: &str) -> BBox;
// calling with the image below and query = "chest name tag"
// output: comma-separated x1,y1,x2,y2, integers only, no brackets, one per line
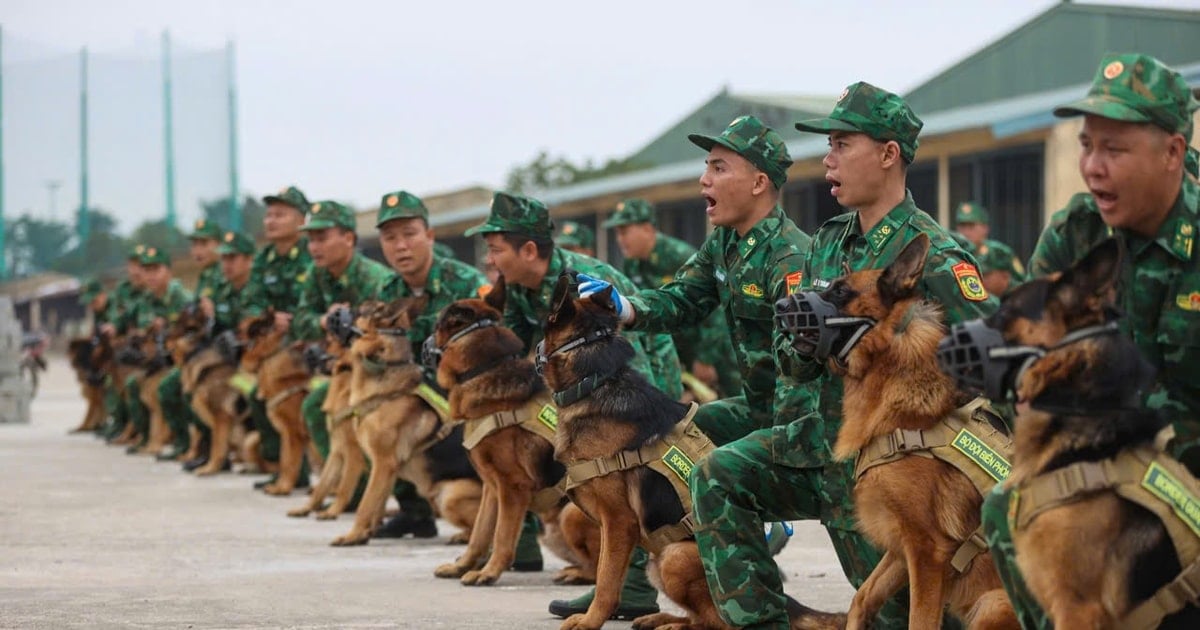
661,445,695,482
537,404,558,432
951,429,1010,482
1142,461,1200,537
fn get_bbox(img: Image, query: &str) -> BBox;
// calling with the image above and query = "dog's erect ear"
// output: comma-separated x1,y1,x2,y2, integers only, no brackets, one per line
587,285,616,312
485,274,507,312
879,234,930,306
548,272,576,323
1051,237,1122,315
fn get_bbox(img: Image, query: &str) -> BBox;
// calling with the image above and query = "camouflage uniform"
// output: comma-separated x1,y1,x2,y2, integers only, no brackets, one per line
954,202,1028,295
980,54,1200,629
101,246,147,439
605,198,743,400
555,220,596,255
293,201,395,461
374,190,489,528
210,232,259,334
694,86,995,629
160,219,226,457
242,186,312,465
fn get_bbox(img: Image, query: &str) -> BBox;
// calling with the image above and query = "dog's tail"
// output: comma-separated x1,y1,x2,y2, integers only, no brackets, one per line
787,596,847,630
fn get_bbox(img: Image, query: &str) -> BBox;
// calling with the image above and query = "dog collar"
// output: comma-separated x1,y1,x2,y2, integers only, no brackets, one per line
534,327,615,377
552,365,620,408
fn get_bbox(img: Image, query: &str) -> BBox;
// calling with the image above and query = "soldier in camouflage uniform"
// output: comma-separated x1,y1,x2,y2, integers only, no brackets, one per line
123,246,194,453
369,190,488,539
555,220,596,257
293,201,394,486
980,53,1200,630
465,190,681,620
99,246,148,440
241,186,312,488
954,201,1027,296
157,219,226,461
602,197,743,399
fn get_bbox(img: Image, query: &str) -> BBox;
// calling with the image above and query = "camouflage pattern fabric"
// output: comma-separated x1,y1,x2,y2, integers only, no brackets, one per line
105,279,143,332
263,186,311,214
622,232,742,398
290,251,395,342
243,238,312,318
377,252,488,371
129,279,193,330
687,115,793,188
501,247,682,399
626,205,812,437
975,238,1028,285
465,192,554,240
555,220,595,250
376,190,429,225
301,200,357,232
794,81,924,163
194,262,227,301
210,279,255,335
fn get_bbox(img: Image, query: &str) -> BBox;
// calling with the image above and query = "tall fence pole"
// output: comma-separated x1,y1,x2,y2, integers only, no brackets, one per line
0,26,7,280
227,39,240,232
78,46,90,243
162,30,177,233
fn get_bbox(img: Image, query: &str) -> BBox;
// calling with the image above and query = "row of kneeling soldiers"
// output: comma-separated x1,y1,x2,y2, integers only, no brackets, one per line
69,52,1200,629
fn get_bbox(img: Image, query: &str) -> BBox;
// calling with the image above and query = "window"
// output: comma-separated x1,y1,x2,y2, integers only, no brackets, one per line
949,144,1044,260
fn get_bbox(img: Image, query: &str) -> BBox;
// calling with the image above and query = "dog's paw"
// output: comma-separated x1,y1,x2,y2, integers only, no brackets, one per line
446,531,470,545
630,613,687,630
263,484,293,496
315,510,341,521
194,466,220,477
559,614,602,630
460,569,500,586
434,563,468,578
553,567,595,585
330,532,370,547
286,507,311,518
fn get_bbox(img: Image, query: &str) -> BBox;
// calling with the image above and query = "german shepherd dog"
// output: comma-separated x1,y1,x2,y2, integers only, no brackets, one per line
107,332,147,446
288,331,366,521
331,298,481,547
168,306,245,475
131,324,176,456
945,239,1200,628
786,234,1017,629
239,309,312,495
68,331,112,433
540,272,737,630
428,275,599,587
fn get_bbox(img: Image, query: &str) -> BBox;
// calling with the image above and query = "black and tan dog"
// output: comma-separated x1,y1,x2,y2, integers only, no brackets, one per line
941,239,1200,628
239,310,312,495
428,276,599,586
538,272,736,630
168,306,245,475
331,298,481,547
780,234,1017,629
131,323,176,456
68,332,112,433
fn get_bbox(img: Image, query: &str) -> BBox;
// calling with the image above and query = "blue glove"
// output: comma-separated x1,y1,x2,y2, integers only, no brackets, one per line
577,273,633,323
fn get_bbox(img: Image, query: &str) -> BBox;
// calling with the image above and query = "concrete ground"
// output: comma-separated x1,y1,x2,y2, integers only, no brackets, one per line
0,356,855,629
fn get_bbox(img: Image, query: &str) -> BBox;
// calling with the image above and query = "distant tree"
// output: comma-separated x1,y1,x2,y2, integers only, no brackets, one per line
5,214,73,277
131,219,187,255
200,195,267,239
504,151,650,194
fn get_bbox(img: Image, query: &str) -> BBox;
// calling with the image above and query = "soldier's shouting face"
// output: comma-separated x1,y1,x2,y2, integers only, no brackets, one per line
699,145,771,235
380,217,434,278
822,131,892,209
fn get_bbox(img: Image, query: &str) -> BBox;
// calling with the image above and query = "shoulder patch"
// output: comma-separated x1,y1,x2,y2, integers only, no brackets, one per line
952,262,988,302
741,283,764,298
785,271,803,295
1177,291,1200,312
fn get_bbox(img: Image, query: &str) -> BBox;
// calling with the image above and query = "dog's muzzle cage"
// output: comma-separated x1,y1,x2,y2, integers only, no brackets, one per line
420,335,442,371
774,292,876,365
937,319,1043,402
324,306,362,347
534,340,548,376
214,329,244,365
302,343,333,374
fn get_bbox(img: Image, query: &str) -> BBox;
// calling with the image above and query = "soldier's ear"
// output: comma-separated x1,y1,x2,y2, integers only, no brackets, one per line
484,275,506,311
878,234,929,307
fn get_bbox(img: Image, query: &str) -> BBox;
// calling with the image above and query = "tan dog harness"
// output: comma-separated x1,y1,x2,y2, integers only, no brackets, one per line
459,393,565,511
264,383,309,412
1010,439,1200,628
855,397,1014,572
564,402,712,554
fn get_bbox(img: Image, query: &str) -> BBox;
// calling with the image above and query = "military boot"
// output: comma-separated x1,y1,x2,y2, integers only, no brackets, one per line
548,547,659,620
512,512,543,571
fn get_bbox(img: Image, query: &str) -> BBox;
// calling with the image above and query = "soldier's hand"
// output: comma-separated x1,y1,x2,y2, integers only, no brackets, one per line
577,273,633,324
691,361,718,388
273,311,292,333
199,297,215,319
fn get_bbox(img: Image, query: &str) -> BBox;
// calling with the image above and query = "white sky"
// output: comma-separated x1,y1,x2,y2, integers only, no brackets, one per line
2,0,1193,231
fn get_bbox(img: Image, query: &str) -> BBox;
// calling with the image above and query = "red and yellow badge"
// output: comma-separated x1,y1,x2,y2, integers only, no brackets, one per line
741,283,764,299
952,262,988,302
785,271,803,295
1177,291,1200,312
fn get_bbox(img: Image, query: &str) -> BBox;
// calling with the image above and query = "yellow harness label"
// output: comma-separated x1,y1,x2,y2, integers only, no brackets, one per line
951,429,1011,482
537,404,558,432
1142,461,1200,538
661,445,694,482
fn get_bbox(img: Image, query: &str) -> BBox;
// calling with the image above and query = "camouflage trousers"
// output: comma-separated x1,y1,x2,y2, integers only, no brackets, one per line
158,367,206,454
691,427,909,629
981,420,1200,630
693,395,773,447
124,375,148,446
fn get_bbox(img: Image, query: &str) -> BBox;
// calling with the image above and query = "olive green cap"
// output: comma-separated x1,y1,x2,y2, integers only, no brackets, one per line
555,221,595,249
376,190,429,227
300,201,357,232
601,198,656,228
188,218,223,241
795,81,924,163
139,246,171,266
127,244,146,260
464,192,553,240
216,231,257,256
955,201,989,225
262,185,311,214
688,115,793,188
79,279,104,304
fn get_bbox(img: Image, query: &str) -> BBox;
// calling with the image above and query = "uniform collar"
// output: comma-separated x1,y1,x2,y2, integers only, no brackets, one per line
393,253,446,297
736,206,786,259
1135,178,1197,262
843,191,918,255
266,237,307,263
325,251,363,287
534,248,570,307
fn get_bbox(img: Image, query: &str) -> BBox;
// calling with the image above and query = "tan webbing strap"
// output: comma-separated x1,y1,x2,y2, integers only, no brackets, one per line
949,526,989,573
529,479,567,513
459,396,558,451
1123,556,1200,629
462,409,523,451
1013,460,1125,531
563,402,702,491
329,405,356,426
329,389,407,428
644,513,697,555
265,383,308,412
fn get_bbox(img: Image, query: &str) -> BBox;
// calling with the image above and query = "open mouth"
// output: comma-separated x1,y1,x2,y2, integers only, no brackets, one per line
1090,188,1118,210
703,195,716,213
826,175,842,197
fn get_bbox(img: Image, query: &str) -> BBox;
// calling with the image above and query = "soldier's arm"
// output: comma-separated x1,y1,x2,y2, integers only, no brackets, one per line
625,243,719,332
241,255,269,318
922,248,998,325
776,244,826,383
289,266,324,341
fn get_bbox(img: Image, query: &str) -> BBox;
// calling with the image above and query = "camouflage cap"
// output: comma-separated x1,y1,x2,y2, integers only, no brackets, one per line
216,231,257,256
463,192,553,240
795,82,924,163
262,185,311,214
1055,53,1199,176
601,198,656,228
127,243,146,260
79,279,104,304
976,243,1022,277
188,218,223,241
688,115,793,188
555,221,595,249
376,190,429,227
301,201,357,232
955,201,989,225
139,246,171,267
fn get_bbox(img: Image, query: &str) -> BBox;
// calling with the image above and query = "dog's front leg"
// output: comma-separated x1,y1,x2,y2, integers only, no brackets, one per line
331,436,395,546
465,482,533,585
847,548,907,630
323,430,366,518
436,481,496,578
562,488,640,630
903,539,949,630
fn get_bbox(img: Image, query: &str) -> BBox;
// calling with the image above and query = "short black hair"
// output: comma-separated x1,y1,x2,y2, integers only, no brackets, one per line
499,232,553,260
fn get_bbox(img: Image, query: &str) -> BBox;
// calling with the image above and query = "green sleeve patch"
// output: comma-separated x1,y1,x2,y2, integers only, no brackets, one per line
537,404,558,432
661,445,695,482
1142,461,1200,538
951,429,1011,482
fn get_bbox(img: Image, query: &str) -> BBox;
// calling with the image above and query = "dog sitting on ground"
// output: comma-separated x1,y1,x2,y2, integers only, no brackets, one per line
68,332,112,433
779,234,1018,629
131,324,176,456
330,298,481,547
940,238,1200,629
168,306,246,475
427,275,599,587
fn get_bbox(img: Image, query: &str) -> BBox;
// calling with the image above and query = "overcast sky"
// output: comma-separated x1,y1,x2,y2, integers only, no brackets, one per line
2,0,1192,230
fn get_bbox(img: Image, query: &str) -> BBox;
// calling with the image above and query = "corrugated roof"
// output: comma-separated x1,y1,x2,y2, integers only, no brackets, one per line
433,60,1200,231
904,2,1200,114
